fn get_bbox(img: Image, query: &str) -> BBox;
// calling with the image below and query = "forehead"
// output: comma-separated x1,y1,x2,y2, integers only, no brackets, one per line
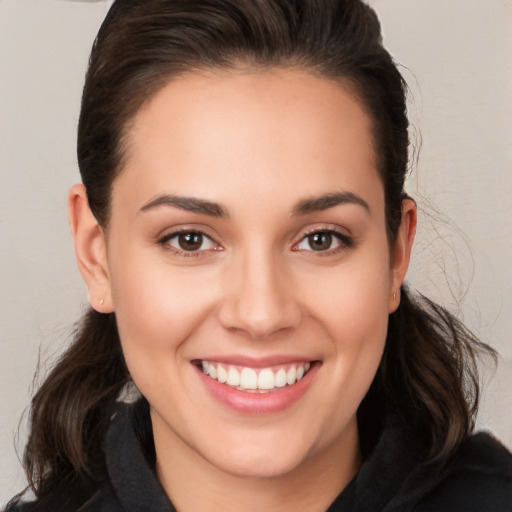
115,68,382,214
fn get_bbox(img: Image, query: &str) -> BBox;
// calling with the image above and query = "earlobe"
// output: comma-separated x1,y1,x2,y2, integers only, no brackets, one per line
68,184,114,313
388,198,417,313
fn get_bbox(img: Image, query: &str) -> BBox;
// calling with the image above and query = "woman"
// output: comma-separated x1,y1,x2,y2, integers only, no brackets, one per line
7,0,512,510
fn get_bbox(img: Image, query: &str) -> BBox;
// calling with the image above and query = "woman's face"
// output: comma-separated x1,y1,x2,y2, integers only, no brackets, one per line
80,69,413,480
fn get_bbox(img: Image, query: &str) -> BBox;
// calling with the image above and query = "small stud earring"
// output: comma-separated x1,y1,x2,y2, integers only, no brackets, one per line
393,293,397,301
100,299,104,306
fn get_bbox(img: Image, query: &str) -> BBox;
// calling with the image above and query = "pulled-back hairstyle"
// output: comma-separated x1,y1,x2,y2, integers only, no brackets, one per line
13,0,493,505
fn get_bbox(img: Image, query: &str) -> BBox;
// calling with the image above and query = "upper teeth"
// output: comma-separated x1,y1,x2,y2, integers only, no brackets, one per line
201,361,311,392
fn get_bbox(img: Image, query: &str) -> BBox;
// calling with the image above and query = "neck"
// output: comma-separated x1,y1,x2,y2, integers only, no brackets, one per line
153,416,361,512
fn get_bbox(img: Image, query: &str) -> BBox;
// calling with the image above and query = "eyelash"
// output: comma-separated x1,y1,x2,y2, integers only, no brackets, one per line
292,228,354,256
157,227,354,257
157,229,221,257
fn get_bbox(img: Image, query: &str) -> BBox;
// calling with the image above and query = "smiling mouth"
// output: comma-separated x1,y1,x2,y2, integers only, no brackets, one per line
198,360,313,393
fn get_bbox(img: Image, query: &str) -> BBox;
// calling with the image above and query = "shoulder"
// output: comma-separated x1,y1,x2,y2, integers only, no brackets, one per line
414,433,512,512
4,400,157,512
4,486,122,512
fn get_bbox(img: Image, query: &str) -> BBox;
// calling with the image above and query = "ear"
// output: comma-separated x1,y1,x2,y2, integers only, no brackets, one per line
388,198,417,313
68,184,114,313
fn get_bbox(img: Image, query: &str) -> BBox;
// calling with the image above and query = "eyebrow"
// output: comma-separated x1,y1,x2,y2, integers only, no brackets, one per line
139,191,370,218
292,192,370,216
140,194,228,218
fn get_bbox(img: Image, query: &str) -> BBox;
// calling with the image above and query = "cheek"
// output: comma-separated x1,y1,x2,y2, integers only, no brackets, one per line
303,246,391,337
300,241,391,386
107,248,216,371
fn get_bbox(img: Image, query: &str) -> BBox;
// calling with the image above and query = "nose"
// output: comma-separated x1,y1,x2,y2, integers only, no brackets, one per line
217,249,302,340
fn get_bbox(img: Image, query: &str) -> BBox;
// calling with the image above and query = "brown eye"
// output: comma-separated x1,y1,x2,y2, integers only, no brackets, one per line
178,232,204,251
160,231,218,253
294,229,352,253
307,232,333,251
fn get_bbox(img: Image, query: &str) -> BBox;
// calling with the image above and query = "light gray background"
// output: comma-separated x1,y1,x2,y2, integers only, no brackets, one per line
1,0,511,506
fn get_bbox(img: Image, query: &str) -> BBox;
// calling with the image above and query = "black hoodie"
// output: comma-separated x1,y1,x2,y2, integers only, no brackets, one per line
8,399,512,512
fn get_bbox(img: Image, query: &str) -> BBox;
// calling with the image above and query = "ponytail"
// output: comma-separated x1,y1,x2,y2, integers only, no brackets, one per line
370,286,495,462
22,309,128,500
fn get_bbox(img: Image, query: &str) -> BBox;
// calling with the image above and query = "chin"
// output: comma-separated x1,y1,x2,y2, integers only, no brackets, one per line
209,448,308,480
197,429,319,480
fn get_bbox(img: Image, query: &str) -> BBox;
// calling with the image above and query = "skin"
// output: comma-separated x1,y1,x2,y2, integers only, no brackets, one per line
69,68,416,512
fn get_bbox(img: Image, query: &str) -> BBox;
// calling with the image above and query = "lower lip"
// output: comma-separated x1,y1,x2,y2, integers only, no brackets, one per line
195,363,319,415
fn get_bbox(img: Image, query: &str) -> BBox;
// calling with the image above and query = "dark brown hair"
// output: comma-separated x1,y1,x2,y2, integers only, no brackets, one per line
14,0,494,504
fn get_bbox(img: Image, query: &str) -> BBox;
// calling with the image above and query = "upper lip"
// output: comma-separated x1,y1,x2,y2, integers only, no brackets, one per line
192,355,317,368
